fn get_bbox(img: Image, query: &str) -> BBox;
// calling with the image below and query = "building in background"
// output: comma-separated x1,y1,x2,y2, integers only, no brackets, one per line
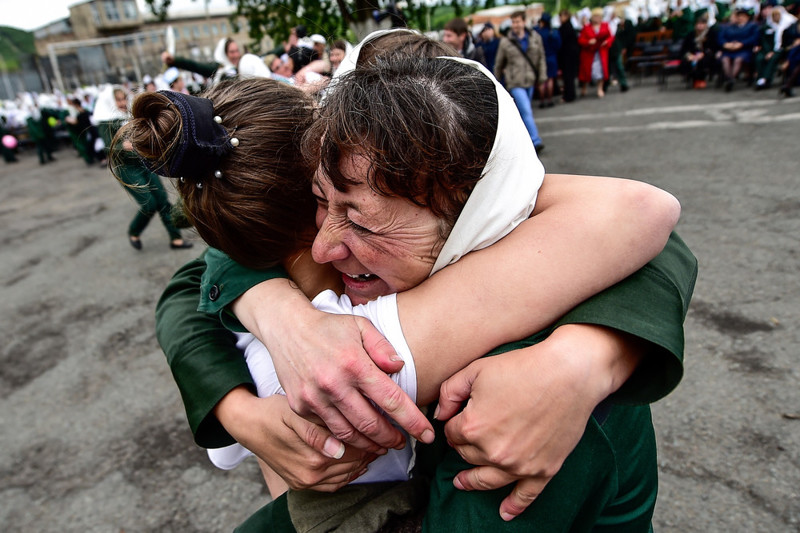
30,0,272,92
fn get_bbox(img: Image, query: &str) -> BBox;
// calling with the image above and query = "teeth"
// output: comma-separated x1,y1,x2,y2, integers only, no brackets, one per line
346,273,375,281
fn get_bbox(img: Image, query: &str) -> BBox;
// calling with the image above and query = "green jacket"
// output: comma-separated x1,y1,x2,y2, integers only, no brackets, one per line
224,232,697,532
156,233,696,449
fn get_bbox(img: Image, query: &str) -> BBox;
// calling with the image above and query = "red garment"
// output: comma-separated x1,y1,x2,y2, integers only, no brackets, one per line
578,22,614,83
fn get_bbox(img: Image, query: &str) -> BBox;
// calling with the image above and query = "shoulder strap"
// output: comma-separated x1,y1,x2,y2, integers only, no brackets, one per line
508,36,539,78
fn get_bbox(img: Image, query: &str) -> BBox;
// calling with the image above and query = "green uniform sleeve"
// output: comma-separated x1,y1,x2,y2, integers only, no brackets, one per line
155,252,256,448
554,232,698,404
171,56,220,78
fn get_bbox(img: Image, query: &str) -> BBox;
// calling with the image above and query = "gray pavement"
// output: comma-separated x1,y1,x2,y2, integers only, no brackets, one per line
1,79,799,532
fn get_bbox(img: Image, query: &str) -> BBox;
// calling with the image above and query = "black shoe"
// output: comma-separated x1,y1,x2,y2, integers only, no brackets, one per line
724,80,734,92
129,236,142,250
620,84,629,93
539,101,546,109
547,101,555,107
170,241,194,250
534,144,545,153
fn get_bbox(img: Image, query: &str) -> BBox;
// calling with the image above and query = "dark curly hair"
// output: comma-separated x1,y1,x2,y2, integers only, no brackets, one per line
306,55,498,232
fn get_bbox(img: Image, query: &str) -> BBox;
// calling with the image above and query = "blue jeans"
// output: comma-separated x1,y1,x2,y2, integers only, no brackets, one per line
509,86,543,147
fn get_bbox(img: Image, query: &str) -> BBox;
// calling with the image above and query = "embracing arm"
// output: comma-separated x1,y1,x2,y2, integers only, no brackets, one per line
226,174,678,448
434,231,698,519
155,254,380,490
401,173,681,403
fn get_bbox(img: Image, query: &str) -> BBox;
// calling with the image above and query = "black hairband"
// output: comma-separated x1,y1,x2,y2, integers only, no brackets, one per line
148,90,237,181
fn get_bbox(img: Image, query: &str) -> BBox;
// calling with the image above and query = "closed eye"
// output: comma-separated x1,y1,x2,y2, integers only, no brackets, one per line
348,219,373,235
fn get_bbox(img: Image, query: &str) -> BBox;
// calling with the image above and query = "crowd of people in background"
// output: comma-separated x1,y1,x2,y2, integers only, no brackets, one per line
3,0,799,167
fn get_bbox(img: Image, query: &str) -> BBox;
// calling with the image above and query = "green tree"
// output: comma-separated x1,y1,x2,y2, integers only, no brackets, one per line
145,0,398,48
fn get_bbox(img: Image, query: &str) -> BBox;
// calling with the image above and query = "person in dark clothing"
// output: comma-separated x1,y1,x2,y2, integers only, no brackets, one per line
680,16,719,88
1,116,19,163
780,20,800,96
443,17,487,66
609,10,635,92
558,9,581,102
535,13,562,107
373,0,408,27
66,98,96,165
26,108,56,165
476,23,501,72
718,8,760,91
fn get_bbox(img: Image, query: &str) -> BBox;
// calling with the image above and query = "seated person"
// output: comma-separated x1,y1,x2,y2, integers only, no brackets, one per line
717,8,760,90
754,6,797,89
681,15,720,87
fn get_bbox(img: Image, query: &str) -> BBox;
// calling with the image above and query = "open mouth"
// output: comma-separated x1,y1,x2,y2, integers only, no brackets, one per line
345,273,377,282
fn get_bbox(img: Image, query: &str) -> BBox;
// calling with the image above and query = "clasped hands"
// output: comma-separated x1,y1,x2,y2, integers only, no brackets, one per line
246,307,623,520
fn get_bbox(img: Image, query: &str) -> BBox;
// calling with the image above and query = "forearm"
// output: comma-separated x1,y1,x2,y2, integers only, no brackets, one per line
399,174,680,401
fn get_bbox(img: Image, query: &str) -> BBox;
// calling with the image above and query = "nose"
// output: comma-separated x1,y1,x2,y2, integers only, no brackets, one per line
311,217,350,264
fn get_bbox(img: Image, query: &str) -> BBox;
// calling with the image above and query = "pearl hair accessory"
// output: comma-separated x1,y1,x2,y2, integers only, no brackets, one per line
179,177,185,183
230,137,239,147
196,182,203,189
214,170,223,178
214,115,222,124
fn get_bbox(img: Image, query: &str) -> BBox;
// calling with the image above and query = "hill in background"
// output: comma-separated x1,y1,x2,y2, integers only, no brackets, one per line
0,26,35,71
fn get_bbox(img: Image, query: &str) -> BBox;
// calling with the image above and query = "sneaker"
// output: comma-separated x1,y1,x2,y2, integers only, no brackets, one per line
693,80,707,89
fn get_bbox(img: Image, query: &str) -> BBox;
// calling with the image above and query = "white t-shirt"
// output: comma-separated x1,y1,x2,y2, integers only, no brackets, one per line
207,290,417,484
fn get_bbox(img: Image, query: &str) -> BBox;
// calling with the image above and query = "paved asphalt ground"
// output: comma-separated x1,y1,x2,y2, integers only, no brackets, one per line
1,78,799,532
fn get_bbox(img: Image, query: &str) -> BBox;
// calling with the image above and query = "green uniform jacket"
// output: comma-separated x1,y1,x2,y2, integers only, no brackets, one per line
215,232,697,531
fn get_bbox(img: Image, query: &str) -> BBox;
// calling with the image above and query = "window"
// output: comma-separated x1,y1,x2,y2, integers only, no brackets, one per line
151,33,160,43
122,0,137,19
221,22,228,34
211,24,218,36
192,25,200,38
203,24,210,35
90,4,101,25
183,27,191,39
104,0,120,21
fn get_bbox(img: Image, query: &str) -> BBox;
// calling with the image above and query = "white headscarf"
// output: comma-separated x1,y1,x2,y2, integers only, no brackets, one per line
767,7,797,51
237,53,271,78
91,84,128,122
213,37,236,70
333,29,545,276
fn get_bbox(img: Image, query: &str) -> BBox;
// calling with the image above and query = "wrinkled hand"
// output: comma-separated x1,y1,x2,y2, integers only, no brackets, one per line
435,325,623,520
218,388,376,491
265,310,435,453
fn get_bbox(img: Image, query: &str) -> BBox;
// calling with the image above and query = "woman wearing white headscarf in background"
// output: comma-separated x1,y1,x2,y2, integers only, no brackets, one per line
161,37,270,87
755,6,797,89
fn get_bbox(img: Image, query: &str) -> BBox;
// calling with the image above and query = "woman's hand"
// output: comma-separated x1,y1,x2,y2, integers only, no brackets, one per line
232,280,435,453
435,324,643,520
215,386,377,491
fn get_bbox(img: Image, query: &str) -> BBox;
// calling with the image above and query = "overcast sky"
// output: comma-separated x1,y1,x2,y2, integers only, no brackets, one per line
1,0,232,31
